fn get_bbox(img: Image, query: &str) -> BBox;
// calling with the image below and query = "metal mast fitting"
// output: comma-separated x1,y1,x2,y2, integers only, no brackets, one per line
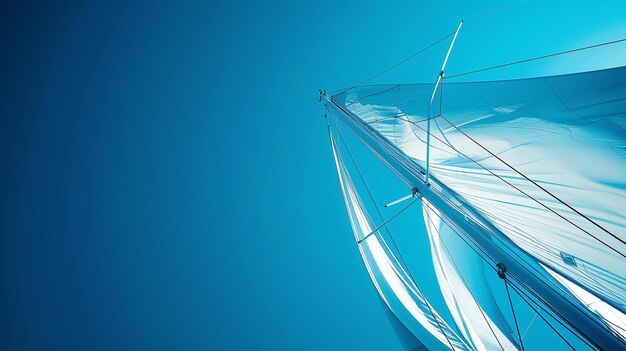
497,262,507,280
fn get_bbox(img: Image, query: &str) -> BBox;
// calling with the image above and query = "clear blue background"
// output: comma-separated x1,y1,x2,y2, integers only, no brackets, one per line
1,1,625,350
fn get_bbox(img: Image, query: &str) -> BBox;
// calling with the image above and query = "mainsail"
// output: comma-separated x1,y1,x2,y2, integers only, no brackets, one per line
323,65,626,350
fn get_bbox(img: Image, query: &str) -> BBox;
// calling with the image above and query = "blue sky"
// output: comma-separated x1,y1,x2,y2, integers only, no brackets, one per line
0,1,625,350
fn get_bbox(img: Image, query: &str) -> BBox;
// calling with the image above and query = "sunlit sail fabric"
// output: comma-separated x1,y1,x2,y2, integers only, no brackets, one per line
541,263,626,340
331,66,626,322
423,200,519,351
330,130,473,351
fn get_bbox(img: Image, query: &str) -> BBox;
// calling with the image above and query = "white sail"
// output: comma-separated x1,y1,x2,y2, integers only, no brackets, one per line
330,129,473,351
541,263,626,340
333,67,626,320
423,199,520,351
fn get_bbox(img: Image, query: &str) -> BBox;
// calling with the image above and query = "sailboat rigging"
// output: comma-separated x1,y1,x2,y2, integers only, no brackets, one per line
321,22,626,350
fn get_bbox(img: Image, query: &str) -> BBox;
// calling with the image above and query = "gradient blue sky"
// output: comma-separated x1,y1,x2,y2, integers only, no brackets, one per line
1,1,625,350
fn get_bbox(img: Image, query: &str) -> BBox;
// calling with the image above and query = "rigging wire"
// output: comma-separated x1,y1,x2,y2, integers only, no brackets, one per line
429,191,580,351
327,110,395,240
424,175,613,350
388,108,623,293
322,11,626,348
501,269,526,351
420,200,600,351
326,112,458,351
332,0,531,96
521,313,538,340
341,90,621,329
331,96,614,331
345,85,399,108
334,31,456,96
376,114,433,125
435,113,626,257
508,283,579,351
506,271,606,350
446,37,626,79
358,197,420,244
384,99,626,263
326,98,619,349
434,79,453,147
328,112,418,262
421,198,596,350
354,81,626,337
430,71,626,330
408,117,626,341
423,207,506,351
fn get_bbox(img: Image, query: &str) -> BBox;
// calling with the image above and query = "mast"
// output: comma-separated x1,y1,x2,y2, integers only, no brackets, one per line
322,92,625,350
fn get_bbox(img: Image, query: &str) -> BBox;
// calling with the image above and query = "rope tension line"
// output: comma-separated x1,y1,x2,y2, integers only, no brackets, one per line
446,37,626,79
498,263,526,351
358,195,420,244
334,30,457,96
327,112,458,351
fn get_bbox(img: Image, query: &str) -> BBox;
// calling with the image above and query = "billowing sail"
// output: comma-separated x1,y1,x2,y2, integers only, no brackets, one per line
422,199,519,351
329,129,473,351
331,66,626,323
325,65,626,350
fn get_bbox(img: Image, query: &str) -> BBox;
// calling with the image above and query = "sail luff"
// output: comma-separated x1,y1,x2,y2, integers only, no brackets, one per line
324,94,625,350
